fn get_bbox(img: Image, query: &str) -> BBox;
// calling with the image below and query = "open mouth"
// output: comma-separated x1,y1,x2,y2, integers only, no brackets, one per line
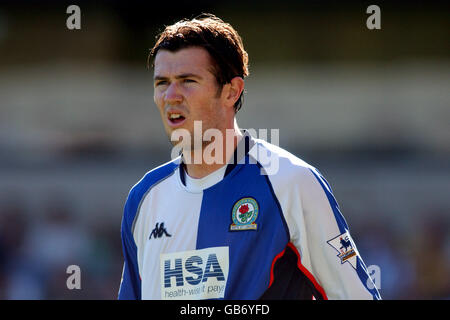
167,112,186,127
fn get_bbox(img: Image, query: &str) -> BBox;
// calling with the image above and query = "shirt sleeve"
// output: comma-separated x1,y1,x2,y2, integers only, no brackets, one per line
118,191,141,300
290,167,381,300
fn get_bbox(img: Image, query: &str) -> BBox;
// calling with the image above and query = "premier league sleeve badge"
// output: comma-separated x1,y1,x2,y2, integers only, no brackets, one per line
327,231,358,269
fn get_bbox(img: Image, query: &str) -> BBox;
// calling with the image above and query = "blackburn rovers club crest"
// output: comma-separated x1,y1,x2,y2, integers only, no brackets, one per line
327,231,358,269
230,197,259,231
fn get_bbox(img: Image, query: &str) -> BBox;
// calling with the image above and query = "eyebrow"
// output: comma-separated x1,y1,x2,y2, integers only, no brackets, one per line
154,73,203,81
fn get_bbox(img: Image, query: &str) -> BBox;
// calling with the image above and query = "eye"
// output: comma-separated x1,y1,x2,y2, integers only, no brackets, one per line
155,80,168,87
183,79,196,83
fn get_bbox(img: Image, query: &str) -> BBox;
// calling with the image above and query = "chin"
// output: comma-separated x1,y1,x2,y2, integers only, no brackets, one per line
166,127,192,147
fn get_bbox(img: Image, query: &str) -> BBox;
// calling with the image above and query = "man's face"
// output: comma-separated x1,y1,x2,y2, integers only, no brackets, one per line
153,47,226,148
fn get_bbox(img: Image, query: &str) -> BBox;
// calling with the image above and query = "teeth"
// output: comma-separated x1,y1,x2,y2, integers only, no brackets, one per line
169,114,182,119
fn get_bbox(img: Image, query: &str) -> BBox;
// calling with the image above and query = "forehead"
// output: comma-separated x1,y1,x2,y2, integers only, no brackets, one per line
154,47,214,77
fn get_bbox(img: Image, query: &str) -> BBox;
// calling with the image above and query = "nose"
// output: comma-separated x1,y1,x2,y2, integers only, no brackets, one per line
164,82,183,105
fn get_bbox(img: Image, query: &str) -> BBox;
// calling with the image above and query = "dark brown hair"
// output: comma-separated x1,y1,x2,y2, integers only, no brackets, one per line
149,13,249,113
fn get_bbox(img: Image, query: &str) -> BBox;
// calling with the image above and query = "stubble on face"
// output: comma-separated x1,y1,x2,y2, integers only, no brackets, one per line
153,47,225,152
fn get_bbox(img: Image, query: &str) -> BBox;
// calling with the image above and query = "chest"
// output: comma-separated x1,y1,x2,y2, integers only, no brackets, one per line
134,170,290,299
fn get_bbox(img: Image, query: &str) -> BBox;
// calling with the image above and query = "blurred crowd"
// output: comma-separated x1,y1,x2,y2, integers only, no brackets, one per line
352,209,450,299
0,192,448,300
0,197,123,299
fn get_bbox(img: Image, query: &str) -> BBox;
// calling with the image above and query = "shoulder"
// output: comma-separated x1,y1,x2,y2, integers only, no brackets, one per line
248,138,320,186
129,157,180,198
122,157,180,225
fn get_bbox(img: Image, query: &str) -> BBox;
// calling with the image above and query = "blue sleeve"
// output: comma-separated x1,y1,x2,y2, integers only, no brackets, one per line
118,191,141,300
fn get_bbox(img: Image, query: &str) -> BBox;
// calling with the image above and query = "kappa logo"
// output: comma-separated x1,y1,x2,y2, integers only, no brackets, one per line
160,247,229,300
327,231,358,269
149,222,172,239
230,197,259,231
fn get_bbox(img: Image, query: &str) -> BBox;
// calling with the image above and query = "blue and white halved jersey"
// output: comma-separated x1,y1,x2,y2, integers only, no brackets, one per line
118,132,381,300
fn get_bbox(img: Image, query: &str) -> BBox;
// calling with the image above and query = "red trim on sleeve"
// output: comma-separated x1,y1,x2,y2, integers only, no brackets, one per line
267,247,287,288
287,242,328,300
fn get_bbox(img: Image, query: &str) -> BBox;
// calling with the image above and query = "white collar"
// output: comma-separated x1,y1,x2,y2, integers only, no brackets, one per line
183,164,228,193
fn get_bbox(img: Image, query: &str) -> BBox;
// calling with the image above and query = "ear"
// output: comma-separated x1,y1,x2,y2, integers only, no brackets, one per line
222,76,245,110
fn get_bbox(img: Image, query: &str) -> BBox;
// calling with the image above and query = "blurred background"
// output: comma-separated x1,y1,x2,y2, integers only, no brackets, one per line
0,0,449,299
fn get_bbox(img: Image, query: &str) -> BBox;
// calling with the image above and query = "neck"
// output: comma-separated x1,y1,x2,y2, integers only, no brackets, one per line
184,124,243,179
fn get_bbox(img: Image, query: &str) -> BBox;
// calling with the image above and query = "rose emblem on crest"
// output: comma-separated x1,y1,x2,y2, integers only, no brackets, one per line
238,204,252,223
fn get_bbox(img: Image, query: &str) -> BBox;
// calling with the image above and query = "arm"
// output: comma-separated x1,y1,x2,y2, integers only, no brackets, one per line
292,167,381,300
118,191,141,300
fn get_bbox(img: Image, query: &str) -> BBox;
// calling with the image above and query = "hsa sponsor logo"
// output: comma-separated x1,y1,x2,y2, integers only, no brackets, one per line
160,247,229,300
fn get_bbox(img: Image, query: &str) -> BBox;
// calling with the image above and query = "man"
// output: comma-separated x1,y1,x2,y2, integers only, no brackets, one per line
118,14,380,300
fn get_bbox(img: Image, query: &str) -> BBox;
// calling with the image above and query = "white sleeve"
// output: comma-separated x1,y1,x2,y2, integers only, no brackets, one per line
295,167,380,299
271,164,381,300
